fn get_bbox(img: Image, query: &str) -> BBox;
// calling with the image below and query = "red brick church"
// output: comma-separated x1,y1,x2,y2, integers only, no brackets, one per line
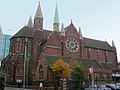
2,2,119,85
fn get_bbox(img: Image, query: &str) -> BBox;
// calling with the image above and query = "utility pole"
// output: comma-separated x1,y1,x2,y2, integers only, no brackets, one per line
23,45,26,90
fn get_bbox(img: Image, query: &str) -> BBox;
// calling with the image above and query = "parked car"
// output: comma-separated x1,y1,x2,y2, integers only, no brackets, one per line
115,83,120,89
85,85,98,90
96,85,112,90
105,84,120,90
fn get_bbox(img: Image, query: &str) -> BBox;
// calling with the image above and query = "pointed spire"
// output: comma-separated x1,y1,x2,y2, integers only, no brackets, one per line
112,40,116,51
27,15,33,28
54,4,59,24
35,1,43,18
79,27,83,40
53,3,59,31
61,23,65,36
71,19,72,23
112,40,115,47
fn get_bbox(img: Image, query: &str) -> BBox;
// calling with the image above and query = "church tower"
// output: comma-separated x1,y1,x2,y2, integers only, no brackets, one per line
53,4,59,31
33,2,43,59
34,2,43,31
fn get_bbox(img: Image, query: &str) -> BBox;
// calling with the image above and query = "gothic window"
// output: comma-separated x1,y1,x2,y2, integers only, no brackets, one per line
84,48,87,59
17,38,20,41
107,74,111,79
19,68,22,76
6,67,10,75
13,40,16,53
99,73,104,79
66,38,79,52
16,68,19,76
106,51,108,56
39,64,43,80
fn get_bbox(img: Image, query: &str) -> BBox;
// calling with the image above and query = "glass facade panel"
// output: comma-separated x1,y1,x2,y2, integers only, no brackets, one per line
0,29,3,60
2,34,12,59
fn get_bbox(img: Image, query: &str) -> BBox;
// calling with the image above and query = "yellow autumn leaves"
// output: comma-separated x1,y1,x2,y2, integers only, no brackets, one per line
51,58,70,78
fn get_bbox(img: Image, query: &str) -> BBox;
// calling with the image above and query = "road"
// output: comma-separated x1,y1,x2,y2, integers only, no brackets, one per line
5,87,35,90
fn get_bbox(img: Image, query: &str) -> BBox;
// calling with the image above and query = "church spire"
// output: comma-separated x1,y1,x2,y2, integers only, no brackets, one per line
27,15,33,28
54,4,59,24
112,40,115,47
79,27,83,40
34,2,43,30
61,23,65,36
112,40,116,51
53,4,59,31
35,1,43,19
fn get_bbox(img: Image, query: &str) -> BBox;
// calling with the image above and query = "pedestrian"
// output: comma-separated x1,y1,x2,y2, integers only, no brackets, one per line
39,82,43,90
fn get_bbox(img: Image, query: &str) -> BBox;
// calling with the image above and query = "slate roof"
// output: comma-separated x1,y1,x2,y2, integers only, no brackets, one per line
41,55,102,69
42,55,71,67
78,59,102,69
83,37,113,51
99,63,119,70
11,26,113,51
12,26,33,39
11,26,52,40
41,55,119,71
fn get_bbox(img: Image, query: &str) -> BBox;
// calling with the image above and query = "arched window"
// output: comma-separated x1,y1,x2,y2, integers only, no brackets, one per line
39,64,43,80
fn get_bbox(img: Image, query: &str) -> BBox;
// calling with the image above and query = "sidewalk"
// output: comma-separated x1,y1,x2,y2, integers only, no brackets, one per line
5,87,35,90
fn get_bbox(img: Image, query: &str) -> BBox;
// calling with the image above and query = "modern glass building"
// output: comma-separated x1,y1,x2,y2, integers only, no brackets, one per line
0,25,12,60
0,25,3,60
2,34,12,59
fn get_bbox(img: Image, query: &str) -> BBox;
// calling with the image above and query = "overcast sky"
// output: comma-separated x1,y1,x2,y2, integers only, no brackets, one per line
0,0,120,61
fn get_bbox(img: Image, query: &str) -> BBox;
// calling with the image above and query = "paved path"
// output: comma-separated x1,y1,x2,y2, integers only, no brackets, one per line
5,87,35,90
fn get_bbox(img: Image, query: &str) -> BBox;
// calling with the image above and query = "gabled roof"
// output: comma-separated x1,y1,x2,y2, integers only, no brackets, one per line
11,24,112,51
83,37,113,50
65,21,77,32
11,26,33,39
11,26,52,40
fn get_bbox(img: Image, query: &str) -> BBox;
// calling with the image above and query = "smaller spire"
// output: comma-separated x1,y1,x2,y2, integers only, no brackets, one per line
79,27,83,40
27,15,33,28
112,40,115,47
105,39,107,42
61,23,65,36
35,1,43,18
71,19,72,23
112,40,116,51
70,19,74,26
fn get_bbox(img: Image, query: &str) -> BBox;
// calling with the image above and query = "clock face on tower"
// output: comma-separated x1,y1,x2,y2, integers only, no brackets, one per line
66,38,79,52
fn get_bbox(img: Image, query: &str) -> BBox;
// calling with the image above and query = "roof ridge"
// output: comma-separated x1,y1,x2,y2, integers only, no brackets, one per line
83,37,106,43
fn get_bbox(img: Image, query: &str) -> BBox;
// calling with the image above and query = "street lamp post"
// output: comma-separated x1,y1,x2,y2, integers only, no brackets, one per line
23,44,27,90
16,38,28,89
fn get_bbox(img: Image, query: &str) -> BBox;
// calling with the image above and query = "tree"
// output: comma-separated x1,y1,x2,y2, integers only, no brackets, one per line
71,62,86,89
51,58,70,78
0,68,6,90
